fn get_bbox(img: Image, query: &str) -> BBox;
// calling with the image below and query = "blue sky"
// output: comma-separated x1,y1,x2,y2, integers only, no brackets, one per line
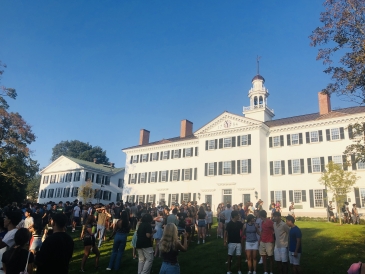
0,1,355,169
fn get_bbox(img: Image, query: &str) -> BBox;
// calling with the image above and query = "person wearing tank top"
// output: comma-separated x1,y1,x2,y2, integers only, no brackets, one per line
243,215,259,274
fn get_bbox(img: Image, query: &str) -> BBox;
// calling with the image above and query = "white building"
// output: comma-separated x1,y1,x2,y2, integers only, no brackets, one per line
122,73,365,217
38,156,125,204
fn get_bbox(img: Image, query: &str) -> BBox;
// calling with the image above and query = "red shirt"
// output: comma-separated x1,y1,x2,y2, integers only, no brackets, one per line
260,218,274,243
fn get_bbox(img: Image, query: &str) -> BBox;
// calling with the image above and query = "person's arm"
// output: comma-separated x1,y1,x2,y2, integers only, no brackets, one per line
27,254,34,274
224,230,228,246
2,263,6,273
176,234,188,252
109,220,121,239
0,238,8,249
294,238,301,257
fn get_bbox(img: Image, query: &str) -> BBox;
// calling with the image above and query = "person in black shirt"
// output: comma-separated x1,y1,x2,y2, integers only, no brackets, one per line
35,213,74,274
136,214,154,274
224,210,244,274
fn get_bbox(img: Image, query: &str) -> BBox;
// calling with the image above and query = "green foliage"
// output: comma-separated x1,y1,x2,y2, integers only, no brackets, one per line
344,123,365,163
310,0,365,102
0,61,17,110
78,180,95,204
26,174,41,202
51,140,109,164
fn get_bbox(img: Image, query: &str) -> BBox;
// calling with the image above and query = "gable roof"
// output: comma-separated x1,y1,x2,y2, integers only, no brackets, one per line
63,156,124,174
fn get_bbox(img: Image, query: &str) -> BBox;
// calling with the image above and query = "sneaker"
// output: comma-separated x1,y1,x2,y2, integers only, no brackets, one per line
258,258,263,264
197,241,200,244
247,272,252,274
79,270,85,273
253,272,257,274
106,268,112,271
264,272,268,274
72,229,75,232
227,272,232,274
203,240,205,244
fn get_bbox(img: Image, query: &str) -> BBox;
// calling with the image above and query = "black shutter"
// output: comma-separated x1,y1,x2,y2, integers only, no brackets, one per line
182,169,185,181
271,191,274,204
183,149,185,158
343,155,348,170
214,139,218,149
195,147,198,156
287,134,291,146
157,152,159,161
319,130,323,142
309,190,314,208
160,152,163,160
288,160,292,174
168,194,171,206
191,147,193,157
326,129,331,141
270,161,273,175
205,163,208,176
281,160,285,175
159,171,161,182
237,160,241,174
231,160,235,174
146,195,149,203
188,193,191,202
302,190,307,202
340,127,345,139
171,150,174,159
299,133,303,144
232,137,236,147
218,162,223,175
269,137,273,148
205,141,208,150
328,156,333,163
136,195,139,203
146,154,149,162
176,194,179,204
170,170,173,181
167,151,170,159
136,155,139,163
237,136,241,147
280,135,284,147
348,125,353,139
194,168,197,180
248,159,252,173
306,132,310,143
138,173,141,184
248,134,251,145
320,157,325,172
355,187,361,208
189,168,193,180
219,138,223,149
150,153,152,161
166,171,169,182
180,193,183,203
130,156,133,164
179,149,181,158
289,190,293,203
177,170,180,181
282,191,287,208
128,174,131,184
300,159,305,173
307,158,312,173
351,154,357,170
214,162,217,176
148,172,151,183
323,189,327,208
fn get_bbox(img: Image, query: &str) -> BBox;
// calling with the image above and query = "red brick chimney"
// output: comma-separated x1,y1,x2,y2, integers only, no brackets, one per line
180,120,193,138
139,129,150,145
318,92,331,115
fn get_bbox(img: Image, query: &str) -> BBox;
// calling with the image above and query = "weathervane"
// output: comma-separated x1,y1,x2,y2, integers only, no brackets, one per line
257,55,261,75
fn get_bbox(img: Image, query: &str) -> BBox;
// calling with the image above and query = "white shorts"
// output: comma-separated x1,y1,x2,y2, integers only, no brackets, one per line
228,243,242,256
274,247,288,262
288,252,301,265
245,241,259,250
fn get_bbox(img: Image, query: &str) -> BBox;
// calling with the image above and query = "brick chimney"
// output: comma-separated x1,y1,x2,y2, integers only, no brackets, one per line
180,119,193,138
139,129,150,145
318,92,331,115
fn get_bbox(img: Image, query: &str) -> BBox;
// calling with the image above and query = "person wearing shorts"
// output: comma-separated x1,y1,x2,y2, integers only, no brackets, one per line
273,211,289,274
243,214,259,274
224,210,243,274
29,222,43,254
286,215,302,274
258,210,274,274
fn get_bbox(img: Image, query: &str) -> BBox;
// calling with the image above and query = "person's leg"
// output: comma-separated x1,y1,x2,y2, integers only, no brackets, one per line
154,239,160,256
92,246,100,268
81,246,91,270
227,255,233,273
107,235,120,269
237,255,241,272
262,255,267,272
141,247,154,274
98,226,106,248
252,249,257,272
197,227,201,243
246,250,252,271
202,226,206,242
137,248,146,274
114,233,127,270
269,256,274,273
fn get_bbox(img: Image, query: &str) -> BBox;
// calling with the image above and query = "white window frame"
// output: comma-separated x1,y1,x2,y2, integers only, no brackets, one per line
47,189,54,198
224,138,232,148
163,151,168,160
184,169,191,180
310,131,319,143
274,161,281,175
223,161,231,175
183,193,189,203
331,128,340,140
131,174,136,184
358,162,365,170
241,159,248,174
161,171,167,182
159,193,165,203
274,191,282,204
294,190,302,204
133,155,138,163
151,172,157,183
332,155,343,167
71,187,79,197
148,194,155,203
185,148,192,157
208,140,215,150
291,133,299,145
208,163,214,176
172,170,179,181
273,136,280,147
292,159,300,174
171,194,177,204
312,157,321,173
314,189,324,207
140,173,146,183
142,154,148,162
241,135,248,146
174,150,179,158
360,188,365,207
152,152,158,161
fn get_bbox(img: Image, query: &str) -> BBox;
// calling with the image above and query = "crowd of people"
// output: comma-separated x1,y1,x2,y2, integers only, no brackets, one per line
0,199,302,274
327,201,361,224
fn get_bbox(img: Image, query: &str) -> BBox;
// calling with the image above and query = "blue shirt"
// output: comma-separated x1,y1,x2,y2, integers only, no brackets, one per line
289,226,302,253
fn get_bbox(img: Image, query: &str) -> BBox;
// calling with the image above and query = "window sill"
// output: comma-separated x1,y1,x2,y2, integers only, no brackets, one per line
329,139,343,142
290,173,303,175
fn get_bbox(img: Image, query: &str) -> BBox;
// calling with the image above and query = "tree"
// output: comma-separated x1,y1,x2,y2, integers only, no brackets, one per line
78,179,96,204
310,0,365,102
0,61,17,109
26,174,41,202
343,123,365,162
51,140,109,164
319,160,359,224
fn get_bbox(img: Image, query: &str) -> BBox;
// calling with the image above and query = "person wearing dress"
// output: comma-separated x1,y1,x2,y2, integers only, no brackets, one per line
153,212,164,257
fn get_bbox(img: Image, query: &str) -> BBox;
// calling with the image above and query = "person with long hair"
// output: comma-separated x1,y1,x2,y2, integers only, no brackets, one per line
106,211,130,271
217,203,224,239
205,206,213,237
136,213,154,274
243,214,259,274
159,223,188,274
2,228,34,274
153,211,164,257
80,215,100,272
196,206,207,244
184,210,193,245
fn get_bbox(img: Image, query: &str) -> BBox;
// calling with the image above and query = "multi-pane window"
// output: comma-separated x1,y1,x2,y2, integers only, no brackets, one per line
96,174,101,184
333,155,343,167
312,157,321,173
161,171,167,182
152,153,158,161
63,188,70,197
171,194,177,204
172,170,179,181
294,190,302,203
208,163,214,176
151,172,157,183
118,179,124,188
174,150,179,158
241,160,249,173
50,175,56,184
55,188,62,198
223,189,232,195
65,173,73,182
71,187,79,197
160,193,165,203
103,191,111,201
163,151,169,160
59,174,65,183
105,176,110,186
131,174,136,184
47,189,54,198
358,162,365,170
275,191,282,203
133,155,138,163
128,195,135,203
292,159,300,174
183,193,189,202
291,134,299,145
314,189,324,207
241,135,248,146
208,140,215,150
223,161,232,175
310,131,319,142
74,172,81,182
85,172,94,182
184,169,191,180
148,195,155,203
331,128,340,140
185,148,192,157
360,189,365,207
142,154,148,162
116,193,121,202
274,161,281,175
273,136,280,147
43,176,49,184
224,138,232,148
140,173,146,183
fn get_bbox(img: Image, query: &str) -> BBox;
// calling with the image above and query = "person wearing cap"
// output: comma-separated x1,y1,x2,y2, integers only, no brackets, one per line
286,215,302,274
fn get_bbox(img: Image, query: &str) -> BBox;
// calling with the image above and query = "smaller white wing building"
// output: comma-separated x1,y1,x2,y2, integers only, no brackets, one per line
122,74,365,217
38,156,125,204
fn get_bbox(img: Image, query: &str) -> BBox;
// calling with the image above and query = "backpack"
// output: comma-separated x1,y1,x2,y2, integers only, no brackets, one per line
341,205,346,213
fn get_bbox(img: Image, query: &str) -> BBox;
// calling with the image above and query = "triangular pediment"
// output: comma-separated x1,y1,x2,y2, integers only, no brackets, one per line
194,111,262,135
40,156,83,174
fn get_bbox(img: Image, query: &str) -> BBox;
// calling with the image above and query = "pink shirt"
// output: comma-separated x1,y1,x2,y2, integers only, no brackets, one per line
260,218,274,243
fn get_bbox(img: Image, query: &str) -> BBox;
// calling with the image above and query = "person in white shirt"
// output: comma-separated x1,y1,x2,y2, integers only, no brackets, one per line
0,210,23,250
24,209,34,229
72,205,81,233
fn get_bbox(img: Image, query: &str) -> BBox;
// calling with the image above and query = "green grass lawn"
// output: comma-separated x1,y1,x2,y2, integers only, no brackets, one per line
67,221,365,274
